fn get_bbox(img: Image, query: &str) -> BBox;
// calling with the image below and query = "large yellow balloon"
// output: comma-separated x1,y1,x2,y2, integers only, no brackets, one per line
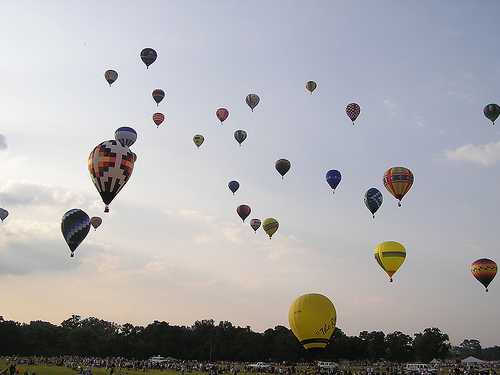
288,293,337,350
374,241,406,282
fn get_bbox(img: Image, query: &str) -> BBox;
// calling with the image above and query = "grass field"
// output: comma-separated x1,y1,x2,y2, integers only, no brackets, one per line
1,363,191,375
2,360,492,375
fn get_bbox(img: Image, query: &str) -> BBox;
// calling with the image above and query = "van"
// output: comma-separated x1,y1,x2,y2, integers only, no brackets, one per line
149,356,169,364
317,362,339,371
404,364,438,375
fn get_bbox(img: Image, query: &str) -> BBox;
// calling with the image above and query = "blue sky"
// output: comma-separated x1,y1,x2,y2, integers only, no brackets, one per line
1,1,500,349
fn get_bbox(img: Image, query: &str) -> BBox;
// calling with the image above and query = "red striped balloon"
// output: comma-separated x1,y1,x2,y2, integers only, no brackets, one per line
471,258,497,292
383,167,413,207
236,205,251,222
152,113,164,127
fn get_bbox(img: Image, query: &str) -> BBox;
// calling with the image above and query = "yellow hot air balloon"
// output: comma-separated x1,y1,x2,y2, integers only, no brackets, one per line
262,218,279,239
374,241,406,282
193,134,204,149
288,293,337,351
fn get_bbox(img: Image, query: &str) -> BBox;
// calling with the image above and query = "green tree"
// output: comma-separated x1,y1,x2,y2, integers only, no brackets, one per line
0,320,25,355
68,326,99,356
459,339,482,358
21,320,65,356
61,314,82,331
413,327,451,362
385,331,414,362
360,331,386,361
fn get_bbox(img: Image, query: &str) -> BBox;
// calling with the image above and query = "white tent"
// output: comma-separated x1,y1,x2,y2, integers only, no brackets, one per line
462,356,486,364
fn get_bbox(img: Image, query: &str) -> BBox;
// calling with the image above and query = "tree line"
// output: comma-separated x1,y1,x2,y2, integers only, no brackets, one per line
1,315,500,363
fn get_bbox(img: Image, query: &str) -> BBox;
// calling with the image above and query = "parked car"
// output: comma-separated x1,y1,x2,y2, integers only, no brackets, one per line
149,356,170,364
317,362,339,371
249,362,270,369
404,364,438,375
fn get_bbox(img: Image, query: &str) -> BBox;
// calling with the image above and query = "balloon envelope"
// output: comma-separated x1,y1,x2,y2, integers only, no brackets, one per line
250,218,261,233
374,241,406,282
152,89,165,106
326,170,341,192
234,130,247,145
364,188,383,218
383,167,414,206
236,205,251,222
471,258,497,292
484,103,500,125
141,48,157,68
275,159,291,179
104,70,118,86
346,103,361,124
245,94,260,111
193,134,204,148
262,218,279,239
90,216,102,230
306,81,317,94
114,127,137,147
216,108,229,124
88,140,135,212
288,293,337,351
61,209,91,257
228,180,240,194
152,113,164,127
0,208,8,222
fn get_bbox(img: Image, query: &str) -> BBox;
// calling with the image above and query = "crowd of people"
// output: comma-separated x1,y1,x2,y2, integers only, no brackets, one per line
2,356,500,375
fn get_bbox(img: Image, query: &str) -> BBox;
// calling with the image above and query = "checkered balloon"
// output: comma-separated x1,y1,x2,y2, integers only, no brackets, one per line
88,140,135,212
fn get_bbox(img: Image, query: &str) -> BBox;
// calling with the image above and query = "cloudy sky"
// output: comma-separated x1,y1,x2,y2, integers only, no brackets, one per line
1,1,500,349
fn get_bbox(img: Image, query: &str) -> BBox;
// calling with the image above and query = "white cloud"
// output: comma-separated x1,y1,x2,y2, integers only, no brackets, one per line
442,141,500,165
0,179,85,207
383,99,397,115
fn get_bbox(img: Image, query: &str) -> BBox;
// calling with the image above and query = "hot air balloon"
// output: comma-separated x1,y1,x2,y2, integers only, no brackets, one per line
326,170,341,193
288,293,337,352
0,208,8,222
104,70,118,87
152,113,164,127
346,103,361,125
250,218,261,233
114,127,137,148
275,159,291,179
246,94,260,111
90,216,102,231
364,188,383,218
236,205,251,222
306,81,317,94
216,108,229,124
141,48,157,68
234,130,247,146
374,241,406,282
383,167,414,207
484,104,500,125
152,89,165,106
263,218,279,239
88,140,135,213
471,258,497,292
228,180,239,195
193,134,204,148
61,209,91,257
